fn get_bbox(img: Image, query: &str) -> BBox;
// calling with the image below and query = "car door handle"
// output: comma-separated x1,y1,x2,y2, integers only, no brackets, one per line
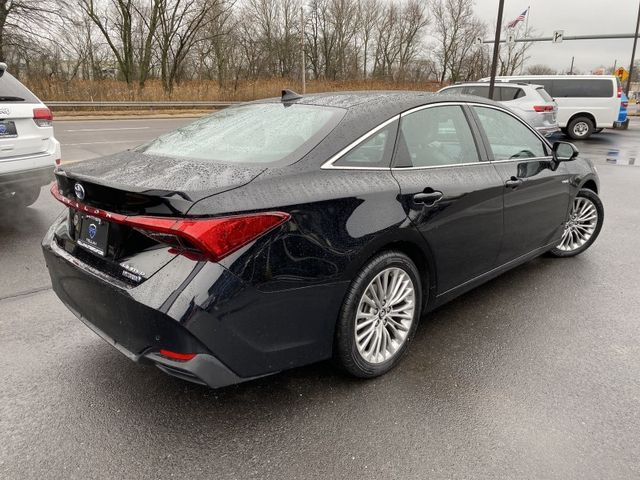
413,191,443,205
505,177,524,189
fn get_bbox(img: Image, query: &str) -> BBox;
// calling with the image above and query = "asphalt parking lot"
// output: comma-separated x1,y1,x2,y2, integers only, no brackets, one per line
1,118,640,479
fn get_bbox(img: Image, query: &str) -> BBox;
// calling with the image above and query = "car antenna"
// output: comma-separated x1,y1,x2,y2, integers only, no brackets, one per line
281,89,303,103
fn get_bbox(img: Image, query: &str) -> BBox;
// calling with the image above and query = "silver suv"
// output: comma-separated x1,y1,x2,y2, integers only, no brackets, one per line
438,82,559,137
0,63,60,208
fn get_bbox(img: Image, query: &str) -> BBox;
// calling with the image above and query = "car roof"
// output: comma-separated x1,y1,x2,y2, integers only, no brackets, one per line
253,90,499,116
441,82,539,89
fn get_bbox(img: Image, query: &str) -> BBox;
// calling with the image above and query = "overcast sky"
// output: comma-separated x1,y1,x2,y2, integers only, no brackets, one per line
473,0,639,72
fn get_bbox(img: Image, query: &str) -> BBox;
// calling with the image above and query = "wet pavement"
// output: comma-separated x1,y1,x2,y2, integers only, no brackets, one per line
1,118,640,479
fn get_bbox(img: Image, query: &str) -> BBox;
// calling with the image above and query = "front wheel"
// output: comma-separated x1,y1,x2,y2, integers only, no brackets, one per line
548,189,604,257
334,251,423,378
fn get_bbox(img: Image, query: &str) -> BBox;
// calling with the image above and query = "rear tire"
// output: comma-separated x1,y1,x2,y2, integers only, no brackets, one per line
334,251,423,378
548,189,603,257
566,116,594,140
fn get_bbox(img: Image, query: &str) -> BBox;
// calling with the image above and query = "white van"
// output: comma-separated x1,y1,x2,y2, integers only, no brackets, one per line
478,75,622,139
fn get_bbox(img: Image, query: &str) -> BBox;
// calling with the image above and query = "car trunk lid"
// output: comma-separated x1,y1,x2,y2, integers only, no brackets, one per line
0,102,53,160
52,151,266,285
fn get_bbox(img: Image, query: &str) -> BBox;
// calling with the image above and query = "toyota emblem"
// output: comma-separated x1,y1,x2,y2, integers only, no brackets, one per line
74,183,85,201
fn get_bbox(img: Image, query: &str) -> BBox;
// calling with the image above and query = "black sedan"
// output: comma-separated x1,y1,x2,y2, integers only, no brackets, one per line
42,91,604,388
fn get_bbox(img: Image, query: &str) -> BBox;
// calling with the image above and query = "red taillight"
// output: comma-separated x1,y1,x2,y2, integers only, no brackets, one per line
33,107,53,127
617,86,622,98
533,105,554,112
159,349,196,361
50,184,290,261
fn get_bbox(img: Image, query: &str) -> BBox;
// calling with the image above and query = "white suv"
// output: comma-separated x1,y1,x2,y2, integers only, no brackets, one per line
0,63,60,208
438,82,560,137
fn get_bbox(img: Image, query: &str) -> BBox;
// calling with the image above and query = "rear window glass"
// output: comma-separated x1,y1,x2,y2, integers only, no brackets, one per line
0,72,40,103
536,87,554,102
137,103,345,165
499,87,525,101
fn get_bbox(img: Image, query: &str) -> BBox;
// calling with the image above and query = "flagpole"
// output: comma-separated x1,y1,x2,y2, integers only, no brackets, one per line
519,6,530,74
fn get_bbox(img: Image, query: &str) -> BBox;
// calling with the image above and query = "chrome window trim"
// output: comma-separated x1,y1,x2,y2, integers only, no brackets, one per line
320,116,399,170
321,101,554,171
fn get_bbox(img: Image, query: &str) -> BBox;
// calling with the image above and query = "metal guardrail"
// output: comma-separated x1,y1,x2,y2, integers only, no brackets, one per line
45,101,241,108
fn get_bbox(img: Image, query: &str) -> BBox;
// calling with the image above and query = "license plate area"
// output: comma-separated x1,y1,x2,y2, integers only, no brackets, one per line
0,120,17,138
77,214,110,257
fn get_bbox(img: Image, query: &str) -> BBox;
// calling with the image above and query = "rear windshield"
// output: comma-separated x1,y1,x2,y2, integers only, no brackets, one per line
536,87,554,102
0,71,40,103
138,103,345,165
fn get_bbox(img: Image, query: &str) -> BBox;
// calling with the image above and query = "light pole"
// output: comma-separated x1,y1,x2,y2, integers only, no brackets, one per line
626,0,640,95
488,0,506,100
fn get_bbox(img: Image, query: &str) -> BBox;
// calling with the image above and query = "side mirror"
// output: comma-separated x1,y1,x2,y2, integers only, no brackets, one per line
553,141,579,162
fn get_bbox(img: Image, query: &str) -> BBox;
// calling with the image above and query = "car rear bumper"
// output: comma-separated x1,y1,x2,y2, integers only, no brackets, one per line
43,237,255,388
42,216,346,388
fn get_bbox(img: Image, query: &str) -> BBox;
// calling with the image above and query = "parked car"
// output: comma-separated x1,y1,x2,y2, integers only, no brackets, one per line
0,63,60,208
479,75,622,140
43,91,603,389
438,82,559,137
617,92,629,129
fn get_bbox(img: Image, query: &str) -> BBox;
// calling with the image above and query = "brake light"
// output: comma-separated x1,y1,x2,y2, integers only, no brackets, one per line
50,183,290,261
159,349,196,361
533,105,554,112
617,86,622,98
33,107,53,127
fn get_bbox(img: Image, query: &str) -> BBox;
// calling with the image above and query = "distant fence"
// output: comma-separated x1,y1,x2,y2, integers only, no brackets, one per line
46,101,241,110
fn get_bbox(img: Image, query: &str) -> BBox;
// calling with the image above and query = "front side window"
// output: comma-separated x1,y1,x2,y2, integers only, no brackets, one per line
473,106,547,160
395,105,479,168
334,121,397,168
137,103,345,165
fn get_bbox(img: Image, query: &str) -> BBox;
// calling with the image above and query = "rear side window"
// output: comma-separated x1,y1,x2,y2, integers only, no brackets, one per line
334,120,398,168
395,105,479,167
551,79,614,98
0,72,40,103
500,87,525,101
138,103,345,165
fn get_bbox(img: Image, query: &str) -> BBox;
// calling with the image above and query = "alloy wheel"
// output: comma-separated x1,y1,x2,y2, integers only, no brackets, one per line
557,196,598,252
354,267,416,364
573,121,589,137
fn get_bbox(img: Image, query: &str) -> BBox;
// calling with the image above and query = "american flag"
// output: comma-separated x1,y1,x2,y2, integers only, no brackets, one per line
507,8,529,29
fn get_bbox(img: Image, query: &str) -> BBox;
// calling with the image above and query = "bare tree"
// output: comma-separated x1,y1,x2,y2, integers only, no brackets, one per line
79,0,161,87
431,0,483,84
526,63,557,75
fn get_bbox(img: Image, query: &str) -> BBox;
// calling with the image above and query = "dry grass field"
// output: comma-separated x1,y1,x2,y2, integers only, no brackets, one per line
25,78,441,103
